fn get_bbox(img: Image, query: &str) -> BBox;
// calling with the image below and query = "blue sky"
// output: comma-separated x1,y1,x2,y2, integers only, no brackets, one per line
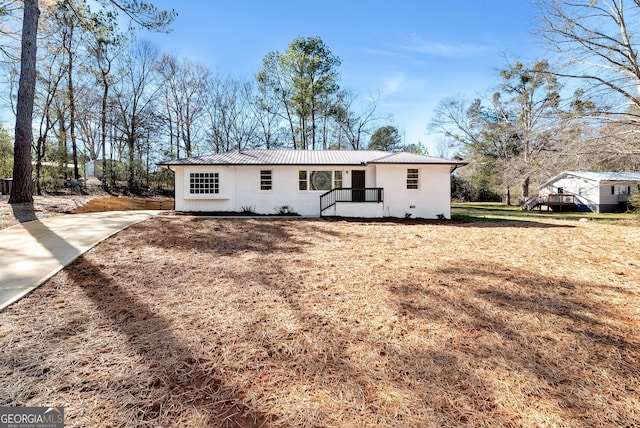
146,1,543,154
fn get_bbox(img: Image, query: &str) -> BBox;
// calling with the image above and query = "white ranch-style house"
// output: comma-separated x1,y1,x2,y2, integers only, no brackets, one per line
536,171,640,213
159,150,466,219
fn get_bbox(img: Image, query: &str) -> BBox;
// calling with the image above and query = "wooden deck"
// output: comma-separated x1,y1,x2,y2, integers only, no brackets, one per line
523,194,576,211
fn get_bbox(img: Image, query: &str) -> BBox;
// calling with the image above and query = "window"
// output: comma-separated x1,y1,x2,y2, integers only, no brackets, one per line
298,171,307,190
407,168,419,189
189,172,219,194
299,170,341,191
578,187,586,197
260,170,272,191
557,187,564,194
612,184,630,195
310,170,332,190
334,171,343,188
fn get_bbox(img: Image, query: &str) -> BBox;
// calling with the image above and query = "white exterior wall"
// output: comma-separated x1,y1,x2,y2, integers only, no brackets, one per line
173,165,237,212
172,163,453,218
174,165,351,216
540,175,600,211
598,184,619,213
376,164,452,219
599,181,640,212
331,202,384,218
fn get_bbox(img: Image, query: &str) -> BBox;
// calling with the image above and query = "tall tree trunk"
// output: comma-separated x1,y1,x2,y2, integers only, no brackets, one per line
128,136,135,192
9,0,40,204
166,102,174,158
57,109,68,178
522,176,530,199
311,97,316,150
66,24,79,180
35,136,44,195
34,110,51,195
127,115,136,191
100,72,109,189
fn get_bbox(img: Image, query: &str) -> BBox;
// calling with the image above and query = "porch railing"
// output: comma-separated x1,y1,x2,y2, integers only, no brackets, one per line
320,188,384,215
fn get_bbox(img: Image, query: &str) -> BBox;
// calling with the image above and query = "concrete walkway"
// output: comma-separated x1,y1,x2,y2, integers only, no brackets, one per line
0,211,159,311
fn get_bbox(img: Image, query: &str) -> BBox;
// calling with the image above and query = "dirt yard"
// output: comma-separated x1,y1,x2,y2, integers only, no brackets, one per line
0,195,98,230
1,216,639,427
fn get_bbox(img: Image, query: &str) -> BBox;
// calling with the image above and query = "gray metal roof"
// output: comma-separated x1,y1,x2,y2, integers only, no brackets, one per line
540,171,640,188
159,149,466,167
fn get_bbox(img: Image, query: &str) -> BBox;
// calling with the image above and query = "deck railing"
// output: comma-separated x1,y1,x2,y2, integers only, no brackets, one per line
522,193,576,211
546,194,575,205
320,188,384,214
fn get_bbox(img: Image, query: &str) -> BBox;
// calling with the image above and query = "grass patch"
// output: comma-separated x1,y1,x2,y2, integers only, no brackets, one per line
452,202,638,225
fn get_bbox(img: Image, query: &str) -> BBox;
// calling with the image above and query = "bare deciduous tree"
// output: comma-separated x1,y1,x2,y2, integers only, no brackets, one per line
539,1,640,120
8,0,173,203
157,54,209,158
112,39,159,191
333,91,382,150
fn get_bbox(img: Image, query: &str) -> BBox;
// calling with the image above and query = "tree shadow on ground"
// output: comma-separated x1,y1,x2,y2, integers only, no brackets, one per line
4,217,638,426
10,203,38,223
2,209,273,426
226,261,509,426
63,255,273,427
133,217,341,256
390,260,640,426
128,218,637,426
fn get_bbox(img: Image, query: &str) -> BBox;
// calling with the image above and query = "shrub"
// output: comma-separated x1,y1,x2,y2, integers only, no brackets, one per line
630,193,640,215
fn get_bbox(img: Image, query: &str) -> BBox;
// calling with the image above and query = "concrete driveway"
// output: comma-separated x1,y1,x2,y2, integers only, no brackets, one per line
0,210,159,311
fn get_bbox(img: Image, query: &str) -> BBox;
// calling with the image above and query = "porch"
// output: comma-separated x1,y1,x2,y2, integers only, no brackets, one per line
320,188,384,217
522,194,576,211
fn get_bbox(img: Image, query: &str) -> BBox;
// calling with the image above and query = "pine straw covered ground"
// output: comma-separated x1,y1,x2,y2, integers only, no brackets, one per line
0,195,98,230
1,217,639,427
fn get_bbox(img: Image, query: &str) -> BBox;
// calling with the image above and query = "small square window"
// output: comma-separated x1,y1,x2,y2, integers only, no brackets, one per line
334,171,343,189
260,170,272,191
298,171,307,190
407,168,419,189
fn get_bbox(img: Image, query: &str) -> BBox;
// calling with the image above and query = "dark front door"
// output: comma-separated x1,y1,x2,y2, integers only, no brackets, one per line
352,170,365,201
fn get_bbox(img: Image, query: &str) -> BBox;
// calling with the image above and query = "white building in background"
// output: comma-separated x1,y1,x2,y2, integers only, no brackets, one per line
539,171,640,213
159,150,466,219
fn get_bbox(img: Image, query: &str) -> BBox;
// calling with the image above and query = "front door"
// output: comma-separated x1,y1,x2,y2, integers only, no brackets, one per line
352,170,365,201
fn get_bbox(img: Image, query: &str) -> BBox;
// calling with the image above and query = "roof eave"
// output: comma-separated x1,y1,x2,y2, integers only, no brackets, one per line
159,162,468,167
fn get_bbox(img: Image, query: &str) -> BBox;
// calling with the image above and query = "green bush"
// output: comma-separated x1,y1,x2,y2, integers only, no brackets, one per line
630,193,640,215
0,124,13,178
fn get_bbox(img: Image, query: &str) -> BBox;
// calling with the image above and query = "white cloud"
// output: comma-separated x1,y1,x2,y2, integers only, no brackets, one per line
381,73,407,96
403,34,490,57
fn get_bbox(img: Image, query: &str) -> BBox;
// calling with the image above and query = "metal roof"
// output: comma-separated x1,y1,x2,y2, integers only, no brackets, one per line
158,149,466,167
540,171,640,188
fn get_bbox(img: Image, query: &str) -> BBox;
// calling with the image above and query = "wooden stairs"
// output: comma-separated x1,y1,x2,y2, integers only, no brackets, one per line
72,196,174,213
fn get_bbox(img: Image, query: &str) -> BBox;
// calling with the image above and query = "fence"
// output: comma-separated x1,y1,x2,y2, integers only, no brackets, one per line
0,179,11,196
